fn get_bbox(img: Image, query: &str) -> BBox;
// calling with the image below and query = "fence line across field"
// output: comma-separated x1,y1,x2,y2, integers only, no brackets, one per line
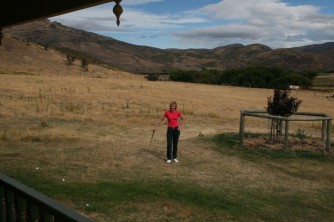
239,109,332,151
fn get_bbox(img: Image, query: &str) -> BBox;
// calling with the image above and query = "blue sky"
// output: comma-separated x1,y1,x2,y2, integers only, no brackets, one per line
49,0,334,49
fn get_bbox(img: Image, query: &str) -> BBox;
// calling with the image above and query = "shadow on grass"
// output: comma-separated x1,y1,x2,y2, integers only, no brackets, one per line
142,148,165,161
210,133,334,162
204,132,334,184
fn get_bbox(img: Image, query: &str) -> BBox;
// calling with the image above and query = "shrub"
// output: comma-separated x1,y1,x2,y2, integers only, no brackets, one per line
66,55,76,65
266,89,302,142
146,74,160,81
266,89,302,117
81,59,88,71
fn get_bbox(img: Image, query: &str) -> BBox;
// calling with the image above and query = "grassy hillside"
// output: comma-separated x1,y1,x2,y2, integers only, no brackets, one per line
0,34,119,77
1,35,334,221
313,73,334,87
4,19,328,73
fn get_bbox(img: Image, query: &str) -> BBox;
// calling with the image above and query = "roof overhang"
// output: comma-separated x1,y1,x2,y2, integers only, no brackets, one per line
0,0,120,29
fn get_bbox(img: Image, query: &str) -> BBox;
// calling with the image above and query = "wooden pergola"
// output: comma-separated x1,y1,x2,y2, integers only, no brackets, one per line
239,109,332,151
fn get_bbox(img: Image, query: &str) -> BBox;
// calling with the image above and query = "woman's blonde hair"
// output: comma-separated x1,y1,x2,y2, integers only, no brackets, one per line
170,101,177,109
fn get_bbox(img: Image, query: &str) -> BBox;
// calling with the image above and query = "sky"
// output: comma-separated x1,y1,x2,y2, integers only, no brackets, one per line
49,0,334,49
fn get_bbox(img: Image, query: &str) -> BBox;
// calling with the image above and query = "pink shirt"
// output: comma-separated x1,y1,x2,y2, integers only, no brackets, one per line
164,110,181,128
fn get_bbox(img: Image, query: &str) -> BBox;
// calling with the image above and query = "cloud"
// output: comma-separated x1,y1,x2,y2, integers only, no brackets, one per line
173,0,334,48
50,3,206,32
122,0,163,6
176,24,265,40
200,0,318,20
49,0,334,49
140,35,158,39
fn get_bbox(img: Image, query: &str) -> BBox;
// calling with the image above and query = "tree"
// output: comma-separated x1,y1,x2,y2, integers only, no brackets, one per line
81,59,89,71
66,55,76,65
266,89,302,142
146,73,160,81
169,70,194,82
303,71,318,81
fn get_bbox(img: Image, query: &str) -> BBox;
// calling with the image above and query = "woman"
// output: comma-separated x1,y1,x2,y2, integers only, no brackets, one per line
154,101,185,163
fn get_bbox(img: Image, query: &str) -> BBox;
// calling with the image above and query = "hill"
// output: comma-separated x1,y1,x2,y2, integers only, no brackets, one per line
0,33,132,78
3,19,333,74
292,42,334,72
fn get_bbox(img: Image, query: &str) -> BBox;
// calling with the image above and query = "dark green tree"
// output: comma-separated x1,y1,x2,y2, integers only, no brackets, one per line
169,70,194,82
146,73,160,81
266,89,302,142
81,59,89,71
66,55,76,65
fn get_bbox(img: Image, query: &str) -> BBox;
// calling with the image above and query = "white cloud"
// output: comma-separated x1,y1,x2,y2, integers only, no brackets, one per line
173,0,334,48
120,9,204,30
122,0,163,6
49,0,334,49
200,0,318,20
176,24,265,40
50,3,206,32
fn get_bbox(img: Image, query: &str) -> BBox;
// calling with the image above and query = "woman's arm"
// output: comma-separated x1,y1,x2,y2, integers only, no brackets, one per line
154,116,166,131
179,114,185,129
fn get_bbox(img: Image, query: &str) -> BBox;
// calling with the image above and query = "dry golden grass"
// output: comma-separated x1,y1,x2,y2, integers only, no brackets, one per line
0,73,332,168
1,72,332,145
1,35,334,221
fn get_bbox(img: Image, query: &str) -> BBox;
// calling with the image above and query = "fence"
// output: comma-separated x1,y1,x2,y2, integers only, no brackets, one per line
239,109,332,151
0,173,94,222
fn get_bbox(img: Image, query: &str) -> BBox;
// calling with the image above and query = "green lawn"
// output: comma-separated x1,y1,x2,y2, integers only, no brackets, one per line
3,133,334,221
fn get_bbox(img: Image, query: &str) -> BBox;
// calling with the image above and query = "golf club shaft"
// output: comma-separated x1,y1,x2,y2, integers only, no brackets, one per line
146,130,155,158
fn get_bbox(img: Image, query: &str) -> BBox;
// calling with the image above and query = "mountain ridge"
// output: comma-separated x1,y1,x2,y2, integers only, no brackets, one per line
3,19,334,73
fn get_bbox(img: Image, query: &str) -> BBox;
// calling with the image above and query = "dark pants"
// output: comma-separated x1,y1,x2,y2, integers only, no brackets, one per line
167,127,180,160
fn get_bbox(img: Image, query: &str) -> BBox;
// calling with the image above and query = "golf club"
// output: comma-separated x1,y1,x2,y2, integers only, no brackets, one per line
146,129,155,158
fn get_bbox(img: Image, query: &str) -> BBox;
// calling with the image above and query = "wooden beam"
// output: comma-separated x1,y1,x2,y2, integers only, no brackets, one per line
0,0,114,28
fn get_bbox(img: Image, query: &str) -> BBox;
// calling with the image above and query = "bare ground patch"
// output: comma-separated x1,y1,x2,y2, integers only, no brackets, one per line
243,134,328,153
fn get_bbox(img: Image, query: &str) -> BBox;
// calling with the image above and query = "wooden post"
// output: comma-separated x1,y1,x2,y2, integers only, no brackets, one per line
0,185,5,222
6,190,15,222
270,119,273,141
284,120,289,150
326,119,332,152
43,211,54,222
322,120,326,142
29,203,39,222
239,113,245,147
17,196,27,222
278,120,283,135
